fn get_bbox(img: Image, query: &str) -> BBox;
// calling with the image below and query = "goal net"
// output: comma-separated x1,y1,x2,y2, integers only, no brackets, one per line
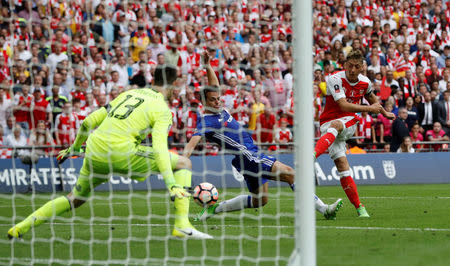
0,0,305,264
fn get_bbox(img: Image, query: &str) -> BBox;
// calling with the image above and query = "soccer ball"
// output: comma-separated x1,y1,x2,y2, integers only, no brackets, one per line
193,182,219,207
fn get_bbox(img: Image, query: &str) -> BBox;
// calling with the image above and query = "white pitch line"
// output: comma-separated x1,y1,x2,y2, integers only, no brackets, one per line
1,223,449,232
317,225,450,232
2,196,450,208
0,202,169,208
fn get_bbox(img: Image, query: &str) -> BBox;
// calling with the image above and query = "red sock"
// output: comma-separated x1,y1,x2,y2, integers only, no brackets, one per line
340,176,361,208
314,132,336,158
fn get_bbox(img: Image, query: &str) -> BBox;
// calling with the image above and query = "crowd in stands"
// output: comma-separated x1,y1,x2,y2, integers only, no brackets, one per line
314,0,450,153
0,0,449,159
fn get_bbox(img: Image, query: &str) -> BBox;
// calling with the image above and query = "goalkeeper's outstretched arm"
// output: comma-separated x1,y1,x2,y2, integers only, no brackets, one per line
72,107,108,150
57,106,108,164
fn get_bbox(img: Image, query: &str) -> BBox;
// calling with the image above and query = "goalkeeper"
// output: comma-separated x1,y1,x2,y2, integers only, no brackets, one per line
8,65,212,240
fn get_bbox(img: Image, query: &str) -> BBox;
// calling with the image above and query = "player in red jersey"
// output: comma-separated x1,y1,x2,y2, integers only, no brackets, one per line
314,50,395,217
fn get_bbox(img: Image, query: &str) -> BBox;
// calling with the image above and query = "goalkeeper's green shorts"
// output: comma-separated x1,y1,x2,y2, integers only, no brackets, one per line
72,145,179,198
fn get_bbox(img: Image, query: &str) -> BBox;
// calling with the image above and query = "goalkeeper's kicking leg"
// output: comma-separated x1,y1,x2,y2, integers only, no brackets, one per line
7,174,102,239
198,160,342,221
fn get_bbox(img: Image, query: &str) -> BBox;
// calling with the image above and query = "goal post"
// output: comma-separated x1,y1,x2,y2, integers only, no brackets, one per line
289,0,316,265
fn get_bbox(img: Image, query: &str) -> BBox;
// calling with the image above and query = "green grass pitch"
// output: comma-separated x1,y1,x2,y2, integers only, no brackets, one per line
1,184,450,266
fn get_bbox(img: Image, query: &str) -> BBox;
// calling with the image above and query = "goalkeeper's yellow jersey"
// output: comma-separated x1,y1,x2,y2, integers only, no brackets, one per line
85,88,173,174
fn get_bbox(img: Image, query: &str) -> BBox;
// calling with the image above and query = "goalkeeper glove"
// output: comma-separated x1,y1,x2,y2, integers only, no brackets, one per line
169,185,191,201
57,146,84,165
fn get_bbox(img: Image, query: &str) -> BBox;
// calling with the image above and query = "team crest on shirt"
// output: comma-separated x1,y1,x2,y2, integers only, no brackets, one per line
382,160,396,179
334,84,340,93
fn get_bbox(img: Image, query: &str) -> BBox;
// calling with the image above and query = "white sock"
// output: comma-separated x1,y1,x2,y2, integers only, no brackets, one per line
215,195,253,214
314,194,328,214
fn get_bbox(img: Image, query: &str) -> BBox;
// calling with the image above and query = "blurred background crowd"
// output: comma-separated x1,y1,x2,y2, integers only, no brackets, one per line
0,0,449,159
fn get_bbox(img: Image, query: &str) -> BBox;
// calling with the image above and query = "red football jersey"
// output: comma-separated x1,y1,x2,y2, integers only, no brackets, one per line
258,113,275,143
13,94,33,124
276,128,293,142
32,97,50,128
320,71,373,125
55,112,79,145
185,109,199,140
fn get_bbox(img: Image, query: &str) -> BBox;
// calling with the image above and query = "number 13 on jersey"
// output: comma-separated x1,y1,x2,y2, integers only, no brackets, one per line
109,95,145,120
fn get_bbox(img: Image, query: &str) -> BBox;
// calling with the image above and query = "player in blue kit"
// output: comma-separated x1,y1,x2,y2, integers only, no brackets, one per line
183,53,342,220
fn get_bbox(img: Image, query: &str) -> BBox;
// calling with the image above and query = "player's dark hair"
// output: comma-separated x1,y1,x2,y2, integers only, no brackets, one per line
200,86,220,103
346,50,364,62
153,65,177,87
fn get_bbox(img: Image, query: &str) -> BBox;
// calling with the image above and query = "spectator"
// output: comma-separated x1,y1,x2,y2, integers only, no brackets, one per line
275,118,292,150
72,98,88,123
13,85,33,135
377,102,394,143
266,67,289,113
405,96,419,129
437,90,450,135
4,125,27,157
46,86,68,125
403,69,417,99
129,62,149,88
437,45,450,69
148,34,166,62
17,0,41,26
30,75,46,96
46,43,68,73
255,107,275,144
0,87,12,128
248,88,265,131
358,109,376,144
17,40,32,62
397,136,415,153
346,139,367,154
418,91,438,132
390,107,410,152
54,102,79,147
380,70,399,101
425,122,449,151
111,55,129,89
438,69,450,93
28,120,54,159
231,87,250,127
31,89,51,129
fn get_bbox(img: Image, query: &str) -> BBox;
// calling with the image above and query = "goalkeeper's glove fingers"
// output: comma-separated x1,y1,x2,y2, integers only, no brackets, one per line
169,185,191,201
57,147,84,165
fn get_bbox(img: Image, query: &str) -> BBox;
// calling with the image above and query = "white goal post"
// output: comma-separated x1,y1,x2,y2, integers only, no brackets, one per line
289,0,316,265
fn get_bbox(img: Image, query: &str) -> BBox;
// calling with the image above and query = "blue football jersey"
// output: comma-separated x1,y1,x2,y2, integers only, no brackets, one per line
193,110,259,153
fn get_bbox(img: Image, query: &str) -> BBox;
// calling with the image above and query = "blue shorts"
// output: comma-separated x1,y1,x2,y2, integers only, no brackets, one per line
231,153,277,193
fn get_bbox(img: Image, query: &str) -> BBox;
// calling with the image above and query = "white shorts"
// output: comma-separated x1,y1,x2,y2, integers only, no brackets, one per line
320,116,358,160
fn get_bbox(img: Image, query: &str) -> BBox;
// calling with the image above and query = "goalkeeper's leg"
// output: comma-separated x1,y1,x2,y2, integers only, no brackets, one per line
7,169,103,239
132,146,212,238
8,195,72,239
171,156,212,239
